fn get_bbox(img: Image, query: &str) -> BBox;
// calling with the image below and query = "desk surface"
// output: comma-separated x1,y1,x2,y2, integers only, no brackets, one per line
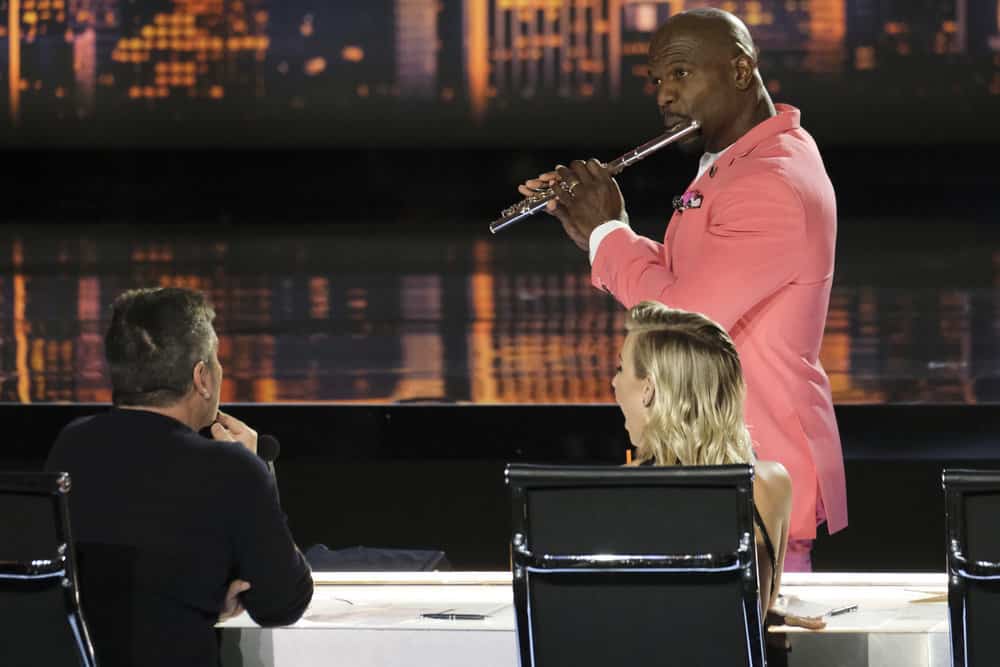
774,572,947,634
219,570,948,634
220,571,515,632
218,571,951,667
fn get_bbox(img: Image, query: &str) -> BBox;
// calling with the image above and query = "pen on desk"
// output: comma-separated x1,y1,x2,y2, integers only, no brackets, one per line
827,604,858,617
421,612,487,620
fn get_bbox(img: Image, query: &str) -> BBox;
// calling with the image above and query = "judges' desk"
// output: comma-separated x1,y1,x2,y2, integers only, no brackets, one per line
219,572,517,667
773,572,949,667
218,572,949,667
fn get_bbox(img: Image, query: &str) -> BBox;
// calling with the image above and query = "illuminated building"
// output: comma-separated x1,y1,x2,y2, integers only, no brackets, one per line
69,0,118,118
0,0,75,125
618,0,675,100
110,0,269,107
464,0,624,104
618,0,847,95
804,0,846,72
846,0,881,70
701,2,845,73
72,25,96,112
466,239,625,403
0,0,995,135
265,0,396,109
460,0,851,119
874,0,961,58
396,0,436,98
435,0,468,106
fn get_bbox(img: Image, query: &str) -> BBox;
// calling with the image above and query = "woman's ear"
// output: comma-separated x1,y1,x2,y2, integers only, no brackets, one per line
642,379,655,408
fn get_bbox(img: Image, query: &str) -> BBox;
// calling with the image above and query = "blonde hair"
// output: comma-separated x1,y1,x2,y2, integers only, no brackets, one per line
625,301,754,467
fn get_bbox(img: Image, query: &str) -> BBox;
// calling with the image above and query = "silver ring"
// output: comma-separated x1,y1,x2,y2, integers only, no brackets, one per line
559,180,579,196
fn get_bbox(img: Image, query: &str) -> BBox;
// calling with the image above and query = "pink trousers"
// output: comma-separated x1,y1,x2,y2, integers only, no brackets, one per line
783,539,813,572
783,483,828,572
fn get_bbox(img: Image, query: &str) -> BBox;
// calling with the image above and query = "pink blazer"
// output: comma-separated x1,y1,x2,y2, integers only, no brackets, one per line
593,105,847,539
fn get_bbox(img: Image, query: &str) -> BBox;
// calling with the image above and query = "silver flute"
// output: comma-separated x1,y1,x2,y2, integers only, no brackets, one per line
489,120,701,234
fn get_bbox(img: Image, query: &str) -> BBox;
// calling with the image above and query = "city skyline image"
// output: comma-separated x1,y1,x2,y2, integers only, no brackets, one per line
1,0,998,145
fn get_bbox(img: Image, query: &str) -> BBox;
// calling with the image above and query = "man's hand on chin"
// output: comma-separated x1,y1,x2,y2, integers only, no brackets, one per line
210,410,259,455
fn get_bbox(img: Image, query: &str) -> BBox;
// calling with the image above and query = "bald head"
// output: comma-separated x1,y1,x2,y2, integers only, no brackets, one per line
650,8,757,66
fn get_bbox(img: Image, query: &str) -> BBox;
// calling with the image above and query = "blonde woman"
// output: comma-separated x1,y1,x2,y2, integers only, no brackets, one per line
613,300,791,613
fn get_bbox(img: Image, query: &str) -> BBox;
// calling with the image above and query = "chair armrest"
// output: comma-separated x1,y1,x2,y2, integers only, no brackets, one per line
0,556,67,581
949,543,1000,581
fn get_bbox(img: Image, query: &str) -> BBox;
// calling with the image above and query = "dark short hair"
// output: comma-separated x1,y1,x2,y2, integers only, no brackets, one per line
105,287,217,407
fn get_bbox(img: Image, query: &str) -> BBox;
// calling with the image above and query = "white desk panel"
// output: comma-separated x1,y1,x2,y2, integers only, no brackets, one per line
218,571,952,667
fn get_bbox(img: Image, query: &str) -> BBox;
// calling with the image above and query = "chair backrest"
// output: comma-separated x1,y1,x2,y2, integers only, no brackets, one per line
0,471,97,667
943,469,1000,667
506,463,765,667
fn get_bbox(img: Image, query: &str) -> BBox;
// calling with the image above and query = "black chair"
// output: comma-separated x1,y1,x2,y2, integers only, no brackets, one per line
0,471,97,667
943,469,1000,667
506,463,765,667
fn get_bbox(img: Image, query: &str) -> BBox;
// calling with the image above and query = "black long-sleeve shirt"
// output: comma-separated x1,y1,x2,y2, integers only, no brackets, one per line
45,408,314,667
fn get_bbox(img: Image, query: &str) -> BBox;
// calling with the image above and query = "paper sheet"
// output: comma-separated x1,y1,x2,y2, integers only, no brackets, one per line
304,599,511,625
773,594,856,620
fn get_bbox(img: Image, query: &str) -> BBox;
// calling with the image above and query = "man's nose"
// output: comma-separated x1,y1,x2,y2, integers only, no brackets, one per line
656,83,675,109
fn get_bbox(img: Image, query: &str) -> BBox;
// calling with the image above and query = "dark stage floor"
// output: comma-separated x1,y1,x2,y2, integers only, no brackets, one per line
0,217,997,405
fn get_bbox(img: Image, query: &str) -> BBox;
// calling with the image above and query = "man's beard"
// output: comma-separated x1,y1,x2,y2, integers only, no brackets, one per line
674,133,706,156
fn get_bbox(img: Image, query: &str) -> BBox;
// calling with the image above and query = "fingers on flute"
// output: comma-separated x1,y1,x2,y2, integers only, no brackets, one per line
523,173,556,188
584,158,606,179
550,182,573,207
519,174,556,195
554,165,574,182
568,160,592,182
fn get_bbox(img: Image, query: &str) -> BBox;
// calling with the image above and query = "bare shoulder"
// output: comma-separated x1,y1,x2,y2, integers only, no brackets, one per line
755,459,791,487
753,460,792,511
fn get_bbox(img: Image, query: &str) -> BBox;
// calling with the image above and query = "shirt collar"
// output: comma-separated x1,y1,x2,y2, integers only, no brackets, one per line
695,104,801,180
696,143,733,180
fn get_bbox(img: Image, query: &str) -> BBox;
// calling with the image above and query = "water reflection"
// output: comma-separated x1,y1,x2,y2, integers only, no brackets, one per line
1,229,997,404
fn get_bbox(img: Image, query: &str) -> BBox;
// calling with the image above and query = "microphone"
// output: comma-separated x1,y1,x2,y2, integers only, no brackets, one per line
258,434,280,468
257,434,281,502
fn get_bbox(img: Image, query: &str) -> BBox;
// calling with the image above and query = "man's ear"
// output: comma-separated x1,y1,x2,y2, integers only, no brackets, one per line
732,53,756,90
192,360,211,399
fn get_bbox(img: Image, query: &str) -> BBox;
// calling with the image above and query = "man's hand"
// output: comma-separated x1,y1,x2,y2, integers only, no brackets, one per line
219,579,251,622
518,159,625,252
211,410,258,455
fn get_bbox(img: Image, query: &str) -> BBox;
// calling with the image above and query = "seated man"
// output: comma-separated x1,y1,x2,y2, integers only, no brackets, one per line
45,287,313,667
